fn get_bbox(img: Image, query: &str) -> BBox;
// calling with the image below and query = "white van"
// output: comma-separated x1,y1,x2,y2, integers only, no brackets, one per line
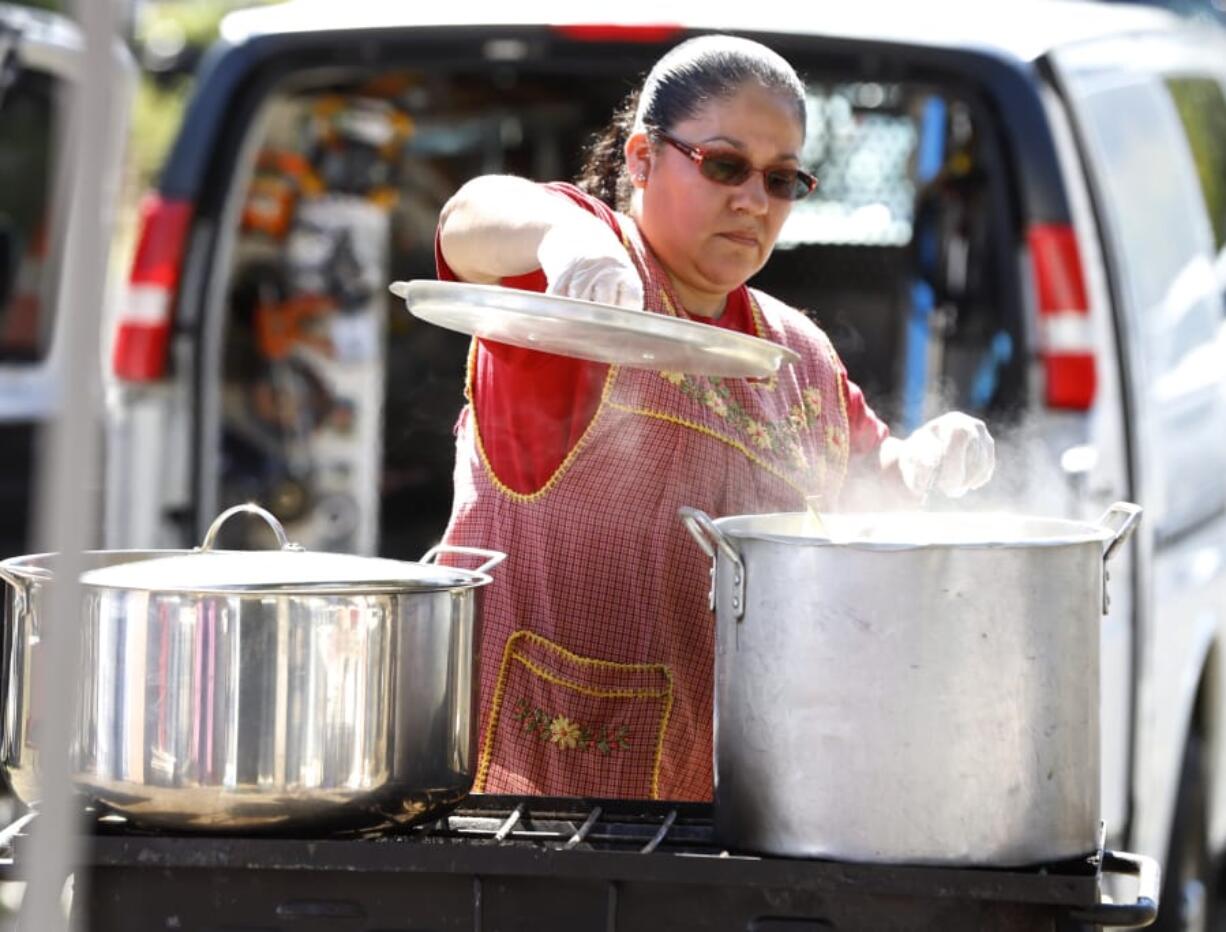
0,3,129,558
102,4,1226,927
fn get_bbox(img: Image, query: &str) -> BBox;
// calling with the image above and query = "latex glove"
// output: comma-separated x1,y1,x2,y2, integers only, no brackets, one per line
897,412,995,499
537,219,644,310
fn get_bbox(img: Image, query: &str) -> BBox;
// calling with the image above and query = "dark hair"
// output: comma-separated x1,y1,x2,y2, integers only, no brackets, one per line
577,35,807,212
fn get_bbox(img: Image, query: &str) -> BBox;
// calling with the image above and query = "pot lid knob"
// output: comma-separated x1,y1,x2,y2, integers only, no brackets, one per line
199,503,303,554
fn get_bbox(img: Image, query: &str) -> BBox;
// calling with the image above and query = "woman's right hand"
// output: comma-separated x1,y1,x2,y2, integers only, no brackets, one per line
438,176,643,309
537,220,644,309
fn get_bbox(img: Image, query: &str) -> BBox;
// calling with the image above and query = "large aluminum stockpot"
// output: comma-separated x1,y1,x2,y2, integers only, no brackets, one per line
680,503,1141,866
0,504,503,833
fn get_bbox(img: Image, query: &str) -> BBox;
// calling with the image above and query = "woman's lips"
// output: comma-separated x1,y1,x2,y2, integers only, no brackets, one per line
719,232,759,248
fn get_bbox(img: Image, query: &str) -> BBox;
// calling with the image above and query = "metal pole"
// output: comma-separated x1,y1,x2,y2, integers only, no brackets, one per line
20,0,123,928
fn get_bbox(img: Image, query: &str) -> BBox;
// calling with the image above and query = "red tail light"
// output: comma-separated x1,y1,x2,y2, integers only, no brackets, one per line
112,195,194,382
1028,223,1096,410
551,24,683,43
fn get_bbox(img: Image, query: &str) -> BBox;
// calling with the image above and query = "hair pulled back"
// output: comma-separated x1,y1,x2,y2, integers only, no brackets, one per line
577,35,806,212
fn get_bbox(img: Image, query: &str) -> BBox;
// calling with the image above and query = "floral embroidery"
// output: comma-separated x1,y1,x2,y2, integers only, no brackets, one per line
826,423,848,453
746,420,772,450
803,387,823,420
549,716,582,749
655,370,838,470
512,699,631,755
702,389,728,418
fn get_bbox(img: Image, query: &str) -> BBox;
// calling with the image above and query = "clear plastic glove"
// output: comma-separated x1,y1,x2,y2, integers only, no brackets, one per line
537,220,644,310
896,412,995,499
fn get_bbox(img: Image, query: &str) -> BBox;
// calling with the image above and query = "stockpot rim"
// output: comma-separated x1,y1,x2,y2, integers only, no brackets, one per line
710,509,1121,553
0,505,505,599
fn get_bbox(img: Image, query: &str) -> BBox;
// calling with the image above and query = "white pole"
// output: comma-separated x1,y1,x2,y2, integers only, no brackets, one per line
20,0,122,929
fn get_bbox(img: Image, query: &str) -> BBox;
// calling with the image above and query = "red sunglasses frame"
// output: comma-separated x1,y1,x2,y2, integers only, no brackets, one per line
651,130,819,201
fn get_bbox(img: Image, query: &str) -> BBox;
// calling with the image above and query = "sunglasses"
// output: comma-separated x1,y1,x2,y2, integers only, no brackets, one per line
652,130,818,202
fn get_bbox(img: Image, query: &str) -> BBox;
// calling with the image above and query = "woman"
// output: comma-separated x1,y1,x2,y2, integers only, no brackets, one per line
435,35,993,801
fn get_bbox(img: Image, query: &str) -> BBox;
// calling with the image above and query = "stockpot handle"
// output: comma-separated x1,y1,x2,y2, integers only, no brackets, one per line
199,503,303,553
420,544,506,576
1099,502,1142,565
0,565,47,617
1097,502,1142,616
1068,849,1160,927
679,507,746,621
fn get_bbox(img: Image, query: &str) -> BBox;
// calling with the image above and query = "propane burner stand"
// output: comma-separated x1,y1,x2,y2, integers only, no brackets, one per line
4,796,1158,931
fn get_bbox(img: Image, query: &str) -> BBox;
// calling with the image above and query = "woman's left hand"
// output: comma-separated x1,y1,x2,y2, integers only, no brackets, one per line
891,412,996,499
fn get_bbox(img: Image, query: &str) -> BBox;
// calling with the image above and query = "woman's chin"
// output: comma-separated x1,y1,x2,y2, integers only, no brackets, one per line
698,263,759,294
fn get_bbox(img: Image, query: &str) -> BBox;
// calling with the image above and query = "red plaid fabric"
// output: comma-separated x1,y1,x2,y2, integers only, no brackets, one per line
445,219,856,801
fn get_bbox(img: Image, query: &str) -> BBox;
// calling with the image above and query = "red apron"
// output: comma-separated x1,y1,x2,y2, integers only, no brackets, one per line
443,219,852,801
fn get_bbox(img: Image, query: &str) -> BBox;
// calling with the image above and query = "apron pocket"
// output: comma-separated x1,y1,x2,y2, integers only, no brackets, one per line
475,630,674,799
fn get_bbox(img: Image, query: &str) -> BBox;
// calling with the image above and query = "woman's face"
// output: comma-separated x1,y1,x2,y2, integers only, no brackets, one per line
627,82,804,315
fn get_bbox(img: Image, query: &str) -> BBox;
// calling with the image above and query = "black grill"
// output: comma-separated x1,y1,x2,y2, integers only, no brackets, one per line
0,797,1132,932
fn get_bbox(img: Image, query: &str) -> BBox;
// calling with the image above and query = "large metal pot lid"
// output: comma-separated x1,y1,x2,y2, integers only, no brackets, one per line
390,280,800,379
80,505,505,595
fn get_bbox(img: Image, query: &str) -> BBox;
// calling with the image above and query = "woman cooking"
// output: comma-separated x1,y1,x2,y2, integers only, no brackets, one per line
434,35,994,802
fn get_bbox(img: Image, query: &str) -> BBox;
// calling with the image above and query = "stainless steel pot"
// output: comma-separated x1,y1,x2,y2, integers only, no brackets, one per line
680,503,1141,866
0,504,504,833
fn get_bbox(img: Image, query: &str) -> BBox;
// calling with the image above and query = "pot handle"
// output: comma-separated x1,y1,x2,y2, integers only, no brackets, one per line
1068,849,1160,927
679,507,746,620
0,565,42,617
199,503,303,553
1097,502,1142,615
420,544,506,575
1099,502,1142,564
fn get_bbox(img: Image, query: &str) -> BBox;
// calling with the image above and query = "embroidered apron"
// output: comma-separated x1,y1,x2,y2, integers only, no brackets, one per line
443,218,852,801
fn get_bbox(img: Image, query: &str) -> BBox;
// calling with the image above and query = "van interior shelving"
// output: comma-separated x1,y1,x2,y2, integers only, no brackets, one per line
212,55,1025,558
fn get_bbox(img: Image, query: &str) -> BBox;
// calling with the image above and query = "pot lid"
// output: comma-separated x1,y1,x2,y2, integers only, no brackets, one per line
390,280,800,379
79,549,490,595
78,504,505,595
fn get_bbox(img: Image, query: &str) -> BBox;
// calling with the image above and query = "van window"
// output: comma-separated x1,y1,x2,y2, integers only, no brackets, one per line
1165,77,1226,255
781,83,918,248
0,67,57,361
1072,74,1226,535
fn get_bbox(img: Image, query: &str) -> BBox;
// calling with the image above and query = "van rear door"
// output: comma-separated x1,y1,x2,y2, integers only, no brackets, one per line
1049,29,1226,865
111,20,1054,559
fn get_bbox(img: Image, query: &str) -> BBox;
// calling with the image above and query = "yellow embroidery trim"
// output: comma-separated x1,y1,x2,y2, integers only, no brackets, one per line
608,401,810,499
658,290,683,319
828,339,852,484
746,289,768,341
474,630,676,799
511,654,670,699
462,337,477,404
474,631,520,792
465,218,644,505
511,629,673,675
467,352,621,504
652,671,676,800
745,294,779,391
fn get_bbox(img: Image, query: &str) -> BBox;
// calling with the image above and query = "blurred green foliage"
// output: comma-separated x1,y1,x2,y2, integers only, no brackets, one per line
7,0,64,11
129,1,280,191
131,76,189,190
1166,77,1226,251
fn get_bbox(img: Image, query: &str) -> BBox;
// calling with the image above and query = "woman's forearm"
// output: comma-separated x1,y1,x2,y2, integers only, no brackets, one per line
438,176,589,283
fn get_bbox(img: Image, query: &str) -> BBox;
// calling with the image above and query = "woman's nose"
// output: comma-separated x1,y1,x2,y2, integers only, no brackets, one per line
730,173,771,214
